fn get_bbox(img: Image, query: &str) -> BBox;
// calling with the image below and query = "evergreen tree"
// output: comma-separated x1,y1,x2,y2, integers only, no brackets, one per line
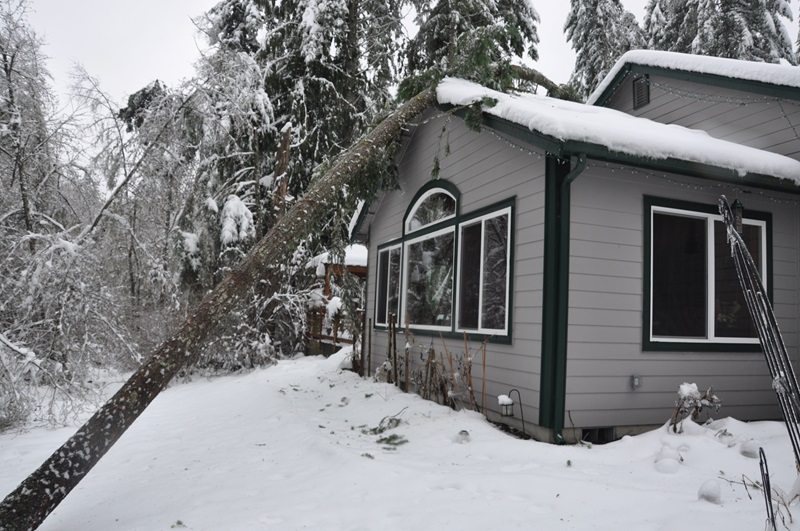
202,0,403,199
402,0,540,94
657,0,795,64
565,0,645,100
643,0,670,49
761,0,795,64
149,0,407,361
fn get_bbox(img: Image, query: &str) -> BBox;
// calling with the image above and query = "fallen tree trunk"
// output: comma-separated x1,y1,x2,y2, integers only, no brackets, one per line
0,87,435,531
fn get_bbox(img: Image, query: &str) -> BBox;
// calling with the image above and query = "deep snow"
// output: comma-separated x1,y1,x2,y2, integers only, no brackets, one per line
2,348,798,530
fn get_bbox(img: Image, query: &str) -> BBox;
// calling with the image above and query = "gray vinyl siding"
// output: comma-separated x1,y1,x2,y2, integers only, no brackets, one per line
564,162,800,429
602,73,800,162
365,110,546,426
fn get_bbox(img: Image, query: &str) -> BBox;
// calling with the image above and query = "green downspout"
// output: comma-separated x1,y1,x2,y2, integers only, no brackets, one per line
541,153,586,444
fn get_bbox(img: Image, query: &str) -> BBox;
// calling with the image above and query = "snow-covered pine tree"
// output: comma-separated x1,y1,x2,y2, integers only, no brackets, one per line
659,0,701,54
202,0,403,200
402,0,539,94
166,0,406,361
643,0,670,49
656,0,795,64
565,0,645,100
758,0,795,64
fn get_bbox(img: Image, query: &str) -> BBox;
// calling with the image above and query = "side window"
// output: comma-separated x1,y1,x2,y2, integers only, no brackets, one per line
646,198,768,348
457,208,511,333
374,245,401,326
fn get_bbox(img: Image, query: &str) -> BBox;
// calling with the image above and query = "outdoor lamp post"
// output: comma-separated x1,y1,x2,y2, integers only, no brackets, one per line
498,394,514,417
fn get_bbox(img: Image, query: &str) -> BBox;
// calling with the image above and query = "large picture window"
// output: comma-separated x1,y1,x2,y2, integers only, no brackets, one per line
373,181,514,341
457,208,511,333
645,198,769,349
403,229,455,329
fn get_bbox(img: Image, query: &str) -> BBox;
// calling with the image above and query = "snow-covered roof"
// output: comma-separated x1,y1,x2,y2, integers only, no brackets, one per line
307,244,368,269
587,50,800,105
437,77,800,185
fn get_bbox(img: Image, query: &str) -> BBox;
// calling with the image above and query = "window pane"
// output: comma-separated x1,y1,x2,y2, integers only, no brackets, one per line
408,192,456,232
714,222,759,338
387,248,401,323
481,214,508,330
406,232,454,326
459,223,481,329
652,213,707,338
376,250,389,324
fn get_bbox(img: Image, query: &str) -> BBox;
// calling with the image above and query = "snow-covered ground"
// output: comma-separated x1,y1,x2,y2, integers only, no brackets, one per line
2,348,798,530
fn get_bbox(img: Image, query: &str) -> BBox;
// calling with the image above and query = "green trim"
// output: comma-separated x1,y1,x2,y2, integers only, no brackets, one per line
445,94,800,196
439,103,564,156
593,62,800,107
642,195,773,352
562,143,800,195
540,156,564,428
539,154,586,441
350,200,371,243
479,113,565,156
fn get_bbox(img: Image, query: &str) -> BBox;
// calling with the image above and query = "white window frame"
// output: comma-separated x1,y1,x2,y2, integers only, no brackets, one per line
455,206,512,335
405,188,457,234
649,205,767,345
401,225,455,332
374,243,402,327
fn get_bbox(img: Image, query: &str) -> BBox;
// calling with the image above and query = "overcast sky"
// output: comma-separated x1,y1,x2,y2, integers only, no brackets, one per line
27,0,649,105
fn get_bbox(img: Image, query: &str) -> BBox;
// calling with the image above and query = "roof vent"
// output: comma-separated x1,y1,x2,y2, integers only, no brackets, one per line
633,74,650,110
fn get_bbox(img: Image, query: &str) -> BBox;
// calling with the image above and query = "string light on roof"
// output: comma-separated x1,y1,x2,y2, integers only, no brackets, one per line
408,87,800,205
599,73,800,109
586,160,800,205
482,127,800,204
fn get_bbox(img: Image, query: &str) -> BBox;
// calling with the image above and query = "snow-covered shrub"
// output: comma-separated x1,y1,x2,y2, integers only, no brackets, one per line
669,382,721,432
0,231,140,429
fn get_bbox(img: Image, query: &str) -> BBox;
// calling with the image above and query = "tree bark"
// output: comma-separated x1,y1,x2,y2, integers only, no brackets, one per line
0,87,435,531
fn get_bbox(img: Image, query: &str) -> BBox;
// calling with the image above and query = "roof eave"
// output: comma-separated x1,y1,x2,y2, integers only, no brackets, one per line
463,105,800,194
562,139,800,195
592,62,800,107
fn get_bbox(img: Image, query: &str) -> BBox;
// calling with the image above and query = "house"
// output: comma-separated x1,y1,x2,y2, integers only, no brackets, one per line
358,50,800,443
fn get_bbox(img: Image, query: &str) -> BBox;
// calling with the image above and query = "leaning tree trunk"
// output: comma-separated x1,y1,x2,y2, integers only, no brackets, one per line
0,87,435,531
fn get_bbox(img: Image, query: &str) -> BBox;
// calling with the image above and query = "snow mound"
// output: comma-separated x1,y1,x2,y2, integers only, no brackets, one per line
698,479,722,504
2,351,798,531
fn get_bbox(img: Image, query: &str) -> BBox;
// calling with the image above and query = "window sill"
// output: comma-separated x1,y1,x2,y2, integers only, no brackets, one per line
643,340,762,353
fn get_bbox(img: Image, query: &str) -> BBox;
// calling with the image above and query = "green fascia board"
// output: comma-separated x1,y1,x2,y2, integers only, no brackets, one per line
561,140,800,195
350,199,373,243
437,103,565,155
479,113,565,156
443,103,800,195
439,98,800,194
592,62,800,107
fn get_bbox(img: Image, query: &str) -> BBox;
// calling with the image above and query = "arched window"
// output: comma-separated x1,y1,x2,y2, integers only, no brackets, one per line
405,189,456,233
375,179,514,338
